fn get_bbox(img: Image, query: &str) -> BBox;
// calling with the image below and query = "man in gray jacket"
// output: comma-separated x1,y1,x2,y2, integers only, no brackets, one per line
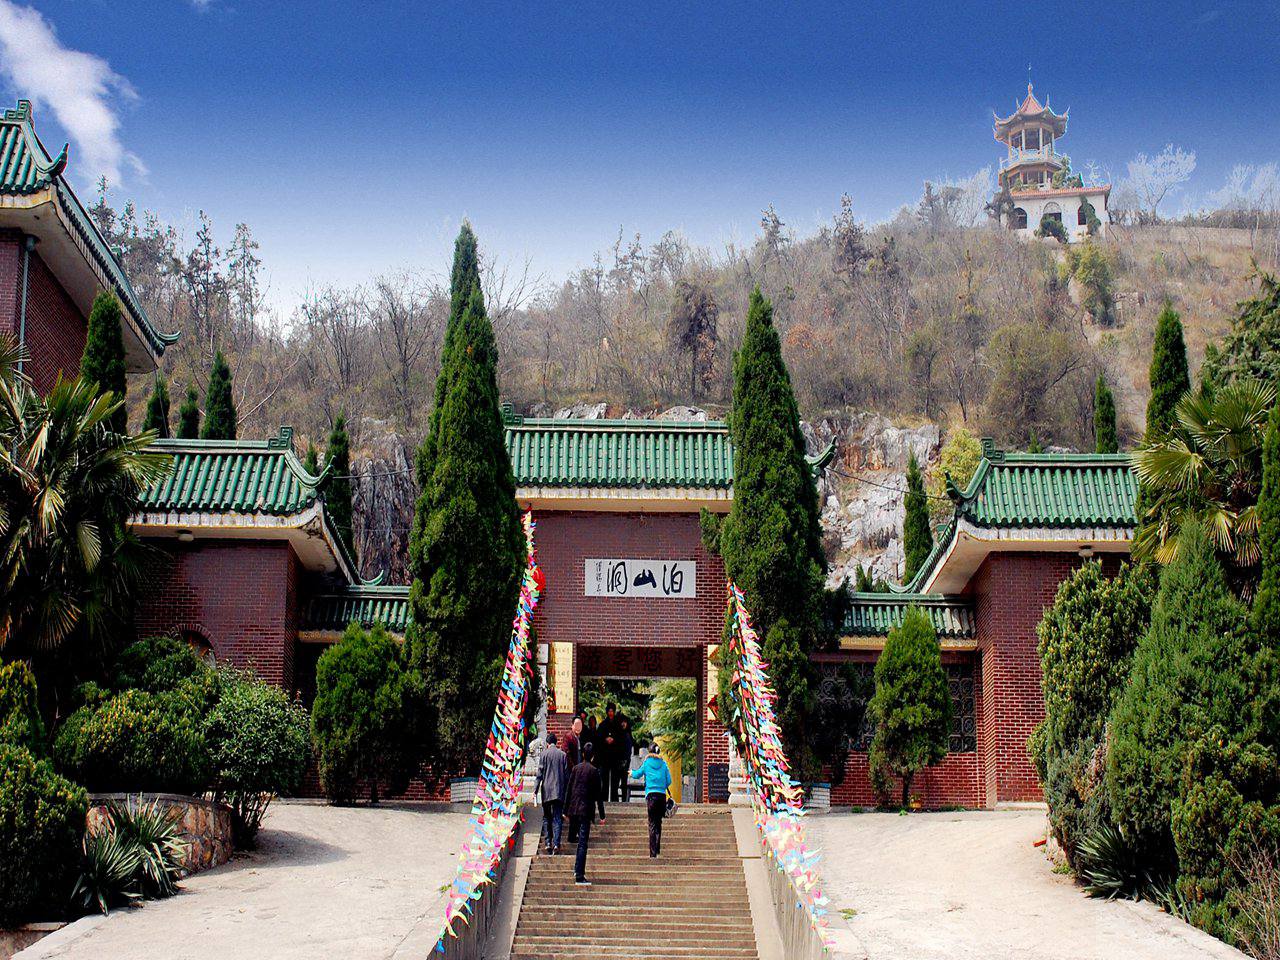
535,732,568,855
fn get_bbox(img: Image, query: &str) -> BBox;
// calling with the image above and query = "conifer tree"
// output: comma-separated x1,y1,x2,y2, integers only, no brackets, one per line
81,291,128,432
902,452,933,583
142,375,171,438
1254,401,1280,639
303,443,319,475
719,287,827,776
1094,374,1118,453
177,386,200,439
325,413,354,560
868,607,952,807
201,351,237,440
406,227,523,775
1147,305,1191,436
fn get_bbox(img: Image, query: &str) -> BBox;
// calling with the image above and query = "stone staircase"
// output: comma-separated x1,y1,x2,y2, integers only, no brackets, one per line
509,805,759,960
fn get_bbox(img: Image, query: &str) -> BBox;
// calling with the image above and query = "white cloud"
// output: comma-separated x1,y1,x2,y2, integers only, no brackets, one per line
0,0,144,186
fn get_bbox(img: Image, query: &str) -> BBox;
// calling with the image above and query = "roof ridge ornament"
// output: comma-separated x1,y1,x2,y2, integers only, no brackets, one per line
267,426,295,450
980,437,1004,462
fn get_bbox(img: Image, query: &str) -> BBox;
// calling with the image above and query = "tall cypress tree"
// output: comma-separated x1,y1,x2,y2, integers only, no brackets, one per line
325,413,354,560
1147,305,1191,436
177,386,200,439
406,227,523,775
719,287,827,776
142,375,171,438
902,452,933,583
201,351,237,440
303,442,319,475
1094,374,1118,453
1255,401,1280,639
81,291,128,432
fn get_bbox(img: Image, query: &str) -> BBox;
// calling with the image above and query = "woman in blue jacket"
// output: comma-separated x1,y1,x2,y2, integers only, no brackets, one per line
630,743,673,857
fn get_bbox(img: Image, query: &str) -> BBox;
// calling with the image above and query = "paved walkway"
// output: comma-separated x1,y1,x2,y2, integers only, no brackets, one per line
18,802,470,960
809,809,1244,960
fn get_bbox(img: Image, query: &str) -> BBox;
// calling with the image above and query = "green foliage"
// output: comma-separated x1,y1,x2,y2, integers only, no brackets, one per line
1060,242,1115,325
1032,561,1152,864
1077,823,1173,903
303,442,319,475
73,796,186,915
1200,271,1280,393
1132,379,1273,584
142,375,171,438
201,350,237,440
927,427,982,523
902,452,933,583
1256,401,1280,639
176,385,200,439
647,678,697,770
406,225,524,776
0,360,172,666
1106,523,1253,863
0,743,89,924
810,662,872,787
1094,374,1119,453
110,635,204,693
1035,215,1068,243
324,413,354,560
313,622,420,804
1147,304,1191,436
854,564,888,593
718,288,828,777
54,688,208,794
867,607,951,806
1079,198,1102,236
81,292,128,432
204,673,310,845
0,660,46,755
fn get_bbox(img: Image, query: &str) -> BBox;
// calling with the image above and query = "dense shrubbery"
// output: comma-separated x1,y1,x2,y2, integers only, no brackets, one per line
205,676,310,845
312,622,419,805
0,660,46,755
0,743,89,924
1031,561,1152,866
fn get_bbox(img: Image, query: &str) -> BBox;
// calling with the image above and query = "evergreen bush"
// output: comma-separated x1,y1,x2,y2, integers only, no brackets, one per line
54,689,208,795
1032,561,1151,864
1035,215,1068,243
204,673,310,845
313,622,420,805
142,375,171,438
81,291,127,432
110,635,205,693
0,660,47,755
177,386,200,439
867,607,951,806
902,452,933,583
0,743,89,924
325,413,354,559
1106,523,1252,864
1094,374,1119,453
1147,304,1191,436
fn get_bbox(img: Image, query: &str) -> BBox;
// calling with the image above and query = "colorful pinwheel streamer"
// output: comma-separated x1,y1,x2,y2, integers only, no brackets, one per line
434,511,544,952
725,581,832,949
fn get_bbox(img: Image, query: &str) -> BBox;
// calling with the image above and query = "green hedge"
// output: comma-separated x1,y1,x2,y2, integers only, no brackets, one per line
0,744,89,924
0,661,47,755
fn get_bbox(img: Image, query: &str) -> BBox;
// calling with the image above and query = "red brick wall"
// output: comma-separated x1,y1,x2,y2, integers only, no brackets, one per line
0,233,87,394
968,550,1120,803
136,539,300,690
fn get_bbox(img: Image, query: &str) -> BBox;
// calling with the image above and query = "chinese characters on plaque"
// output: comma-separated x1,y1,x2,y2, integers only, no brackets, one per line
584,558,697,598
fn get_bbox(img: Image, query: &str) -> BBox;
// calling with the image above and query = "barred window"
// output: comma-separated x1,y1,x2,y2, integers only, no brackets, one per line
837,660,977,753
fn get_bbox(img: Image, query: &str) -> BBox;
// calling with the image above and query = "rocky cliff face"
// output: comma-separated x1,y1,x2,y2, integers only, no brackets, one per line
347,407,942,591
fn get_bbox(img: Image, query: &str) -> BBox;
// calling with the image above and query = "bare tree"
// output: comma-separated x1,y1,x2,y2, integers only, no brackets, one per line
667,278,719,401
369,272,444,428
1123,144,1197,223
297,285,370,424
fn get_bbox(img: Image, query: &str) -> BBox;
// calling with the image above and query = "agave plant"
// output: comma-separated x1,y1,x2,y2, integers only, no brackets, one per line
72,814,143,916
0,337,171,658
1131,378,1276,587
109,796,186,898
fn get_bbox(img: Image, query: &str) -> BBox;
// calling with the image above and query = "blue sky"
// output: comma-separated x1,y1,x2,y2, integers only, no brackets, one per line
2,0,1277,316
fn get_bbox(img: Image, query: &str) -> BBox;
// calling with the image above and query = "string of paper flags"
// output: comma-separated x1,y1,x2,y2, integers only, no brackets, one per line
434,511,544,953
726,580,833,949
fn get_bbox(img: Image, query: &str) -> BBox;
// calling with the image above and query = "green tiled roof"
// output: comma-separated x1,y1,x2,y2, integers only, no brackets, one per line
505,416,734,489
139,428,325,516
844,595,975,638
0,101,177,356
955,442,1137,528
304,586,409,633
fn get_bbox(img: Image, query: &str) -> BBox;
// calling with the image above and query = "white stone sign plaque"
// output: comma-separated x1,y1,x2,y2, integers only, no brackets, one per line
584,558,696,598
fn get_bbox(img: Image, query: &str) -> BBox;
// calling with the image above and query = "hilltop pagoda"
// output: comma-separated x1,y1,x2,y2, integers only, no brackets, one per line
992,84,1109,241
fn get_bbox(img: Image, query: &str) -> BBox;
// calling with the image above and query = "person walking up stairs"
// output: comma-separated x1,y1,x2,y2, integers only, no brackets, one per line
509,805,759,959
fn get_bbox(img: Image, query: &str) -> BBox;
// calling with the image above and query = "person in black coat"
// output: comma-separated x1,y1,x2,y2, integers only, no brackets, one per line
564,742,606,884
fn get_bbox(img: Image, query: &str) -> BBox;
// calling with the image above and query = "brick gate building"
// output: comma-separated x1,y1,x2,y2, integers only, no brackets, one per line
4,97,1141,808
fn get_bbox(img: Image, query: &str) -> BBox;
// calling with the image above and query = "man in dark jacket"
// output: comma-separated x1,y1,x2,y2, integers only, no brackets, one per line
534,732,568,855
595,703,620,800
564,742,606,884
